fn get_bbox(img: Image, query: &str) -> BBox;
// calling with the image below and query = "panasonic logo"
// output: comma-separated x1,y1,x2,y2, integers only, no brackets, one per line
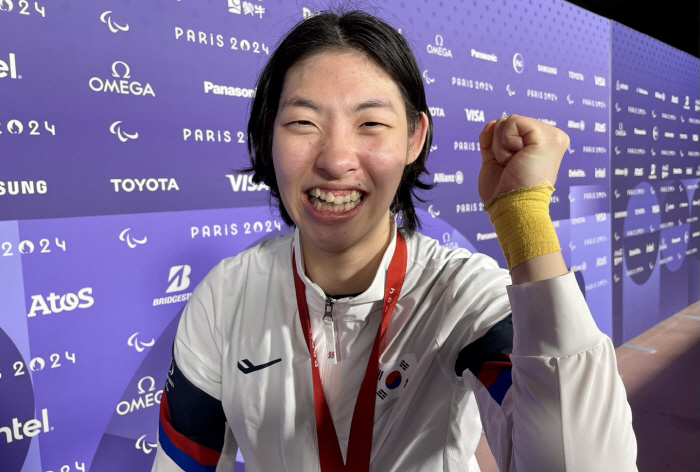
636,87,648,95
110,178,179,192
633,128,647,135
0,52,19,79
0,180,47,196
0,409,50,443
203,81,256,98
464,109,485,122
470,49,497,62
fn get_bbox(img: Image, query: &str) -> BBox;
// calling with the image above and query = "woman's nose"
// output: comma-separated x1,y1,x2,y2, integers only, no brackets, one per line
314,129,360,179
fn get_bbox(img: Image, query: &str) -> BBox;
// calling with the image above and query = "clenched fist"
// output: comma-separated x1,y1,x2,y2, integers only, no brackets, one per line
478,114,570,204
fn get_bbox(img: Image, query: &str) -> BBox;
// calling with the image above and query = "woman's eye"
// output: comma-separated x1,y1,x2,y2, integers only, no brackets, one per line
294,120,313,126
361,122,383,127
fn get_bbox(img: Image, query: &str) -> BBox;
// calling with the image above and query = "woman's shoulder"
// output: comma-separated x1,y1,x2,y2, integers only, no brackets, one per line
205,232,294,285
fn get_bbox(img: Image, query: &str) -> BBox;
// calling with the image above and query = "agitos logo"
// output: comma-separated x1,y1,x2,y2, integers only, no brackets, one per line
89,61,155,97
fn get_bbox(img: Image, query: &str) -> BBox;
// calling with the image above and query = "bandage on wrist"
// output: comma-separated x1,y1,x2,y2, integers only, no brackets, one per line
485,182,561,270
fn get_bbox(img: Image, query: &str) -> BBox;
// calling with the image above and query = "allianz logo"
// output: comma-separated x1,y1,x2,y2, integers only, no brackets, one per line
89,61,155,97
426,35,452,58
464,109,485,122
226,173,269,192
0,52,19,79
27,287,94,317
115,376,162,416
1,409,50,443
567,120,585,131
433,171,463,184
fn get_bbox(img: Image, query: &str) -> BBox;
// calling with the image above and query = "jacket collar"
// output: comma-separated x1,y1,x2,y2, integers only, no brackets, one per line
292,225,398,319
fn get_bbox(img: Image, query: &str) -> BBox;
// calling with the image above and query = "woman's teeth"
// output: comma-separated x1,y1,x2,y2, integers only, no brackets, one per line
308,189,363,212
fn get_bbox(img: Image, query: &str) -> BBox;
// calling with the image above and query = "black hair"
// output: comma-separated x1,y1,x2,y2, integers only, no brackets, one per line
245,9,433,234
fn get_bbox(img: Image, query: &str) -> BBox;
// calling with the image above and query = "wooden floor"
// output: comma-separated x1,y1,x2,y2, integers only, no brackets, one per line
475,301,700,472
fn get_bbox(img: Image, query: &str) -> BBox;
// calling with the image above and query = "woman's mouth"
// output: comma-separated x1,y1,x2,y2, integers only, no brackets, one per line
307,188,364,212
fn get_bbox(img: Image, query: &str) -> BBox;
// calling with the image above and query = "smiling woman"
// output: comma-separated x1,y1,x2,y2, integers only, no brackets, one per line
151,9,637,472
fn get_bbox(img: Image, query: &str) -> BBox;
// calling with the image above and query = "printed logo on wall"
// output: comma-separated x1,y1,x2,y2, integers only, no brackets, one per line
166,265,191,294
109,121,139,142
119,228,148,248
512,52,524,73
427,35,452,58
0,52,19,79
89,61,155,97
100,11,130,33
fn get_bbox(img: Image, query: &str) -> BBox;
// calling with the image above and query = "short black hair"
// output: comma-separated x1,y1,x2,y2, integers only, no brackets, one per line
245,9,433,234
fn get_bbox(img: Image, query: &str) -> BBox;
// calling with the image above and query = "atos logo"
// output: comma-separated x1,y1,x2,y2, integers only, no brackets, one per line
426,35,452,58
166,265,191,293
594,122,606,133
464,109,485,122
89,61,155,97
109,121,138,142
27,288,94,317
115,376,162,416
0,52,19,79
0,409,50,443
512,53,524,74
100,11,130,33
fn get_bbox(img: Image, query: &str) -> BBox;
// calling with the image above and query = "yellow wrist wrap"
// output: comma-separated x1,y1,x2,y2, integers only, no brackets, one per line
485,182,561,270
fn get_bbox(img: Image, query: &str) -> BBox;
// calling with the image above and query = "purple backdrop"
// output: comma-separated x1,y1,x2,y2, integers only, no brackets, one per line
1,0,698,470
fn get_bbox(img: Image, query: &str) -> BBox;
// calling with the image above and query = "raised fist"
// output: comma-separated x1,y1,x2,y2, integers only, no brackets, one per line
478,114,569,204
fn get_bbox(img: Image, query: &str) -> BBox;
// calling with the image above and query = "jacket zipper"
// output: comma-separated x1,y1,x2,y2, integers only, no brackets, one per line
323,297,338,366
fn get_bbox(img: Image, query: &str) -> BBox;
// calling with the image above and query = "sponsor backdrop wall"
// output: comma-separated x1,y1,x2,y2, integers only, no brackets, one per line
0,0,697,470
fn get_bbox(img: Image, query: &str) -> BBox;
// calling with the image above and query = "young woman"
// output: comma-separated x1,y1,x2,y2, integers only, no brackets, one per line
152,11,637,472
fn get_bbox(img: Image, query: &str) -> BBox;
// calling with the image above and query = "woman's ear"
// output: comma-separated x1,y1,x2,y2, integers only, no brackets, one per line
406,111,429,165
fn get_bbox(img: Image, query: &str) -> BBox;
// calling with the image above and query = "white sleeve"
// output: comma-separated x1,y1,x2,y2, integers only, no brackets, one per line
465,271,638,472
151,262,235,471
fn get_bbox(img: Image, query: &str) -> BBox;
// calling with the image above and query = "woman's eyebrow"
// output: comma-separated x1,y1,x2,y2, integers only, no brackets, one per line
280,96,322,112
280,97,397,115
354,99,397,114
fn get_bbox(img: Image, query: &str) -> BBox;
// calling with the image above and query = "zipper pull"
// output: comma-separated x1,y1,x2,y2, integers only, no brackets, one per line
323,297,338,365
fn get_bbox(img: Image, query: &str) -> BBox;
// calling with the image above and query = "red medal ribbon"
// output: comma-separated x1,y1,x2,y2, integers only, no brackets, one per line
292,232,407,472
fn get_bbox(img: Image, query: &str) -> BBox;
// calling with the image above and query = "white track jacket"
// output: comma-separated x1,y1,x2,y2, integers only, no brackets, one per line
152,228,637,472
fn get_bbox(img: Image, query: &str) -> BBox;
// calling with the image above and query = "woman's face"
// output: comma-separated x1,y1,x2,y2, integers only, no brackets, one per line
272,50,428,255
